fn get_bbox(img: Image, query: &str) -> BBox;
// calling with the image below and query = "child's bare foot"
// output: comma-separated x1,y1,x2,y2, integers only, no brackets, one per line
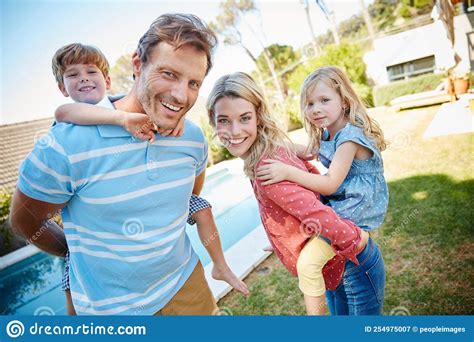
263,245,274,252
212,264,250,296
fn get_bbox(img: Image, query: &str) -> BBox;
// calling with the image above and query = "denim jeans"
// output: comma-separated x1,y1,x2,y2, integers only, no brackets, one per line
326,237,386,315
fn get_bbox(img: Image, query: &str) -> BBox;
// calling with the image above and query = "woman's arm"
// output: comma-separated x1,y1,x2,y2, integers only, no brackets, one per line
256,141,358,195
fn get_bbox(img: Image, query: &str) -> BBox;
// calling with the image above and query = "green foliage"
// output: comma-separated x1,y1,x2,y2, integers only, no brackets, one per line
0,191,14,251
0,191,11,223
373,73,444,106
256,44,299,76
200,117,233,165
338,14,365,39
369,0,397,31
284,95,303,131
109,53,134,95
287,41,373,107
398,4,411,18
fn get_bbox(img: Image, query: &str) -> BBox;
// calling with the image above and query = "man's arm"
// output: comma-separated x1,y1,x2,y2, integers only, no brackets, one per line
9,188,68,257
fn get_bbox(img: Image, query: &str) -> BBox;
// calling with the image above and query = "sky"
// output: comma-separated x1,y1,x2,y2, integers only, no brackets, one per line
0,0,372,125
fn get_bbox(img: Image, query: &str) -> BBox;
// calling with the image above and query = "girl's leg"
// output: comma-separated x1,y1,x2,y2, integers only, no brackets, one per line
342,237,386,315
297,236,335,315
303,293,327,315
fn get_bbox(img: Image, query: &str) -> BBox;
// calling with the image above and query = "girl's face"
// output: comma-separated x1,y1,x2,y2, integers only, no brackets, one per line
214,96,258,159
304,81,346,132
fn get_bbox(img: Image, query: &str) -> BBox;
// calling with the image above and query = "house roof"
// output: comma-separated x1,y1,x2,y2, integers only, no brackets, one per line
0,117,55,194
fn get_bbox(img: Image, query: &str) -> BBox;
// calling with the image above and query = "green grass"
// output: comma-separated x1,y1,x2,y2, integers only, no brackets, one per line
218,105,474,315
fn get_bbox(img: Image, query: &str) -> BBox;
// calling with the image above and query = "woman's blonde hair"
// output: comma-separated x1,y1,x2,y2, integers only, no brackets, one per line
207,72,294,179
300,66,387,154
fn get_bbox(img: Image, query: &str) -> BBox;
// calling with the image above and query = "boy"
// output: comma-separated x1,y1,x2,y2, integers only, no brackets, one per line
51,43,249,315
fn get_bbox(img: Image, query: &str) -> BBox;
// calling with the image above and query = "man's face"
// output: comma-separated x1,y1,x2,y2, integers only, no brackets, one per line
60,64,110,104
134,42,207,130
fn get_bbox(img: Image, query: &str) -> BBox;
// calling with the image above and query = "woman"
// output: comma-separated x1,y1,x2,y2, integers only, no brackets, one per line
206,72,385,315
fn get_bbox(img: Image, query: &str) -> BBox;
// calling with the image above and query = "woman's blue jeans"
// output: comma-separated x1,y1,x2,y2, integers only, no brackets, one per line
326,237,386,315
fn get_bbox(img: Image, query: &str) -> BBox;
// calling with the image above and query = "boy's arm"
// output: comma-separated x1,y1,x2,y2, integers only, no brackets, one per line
55,103,125,126
256,142,358,195
55,103,155,141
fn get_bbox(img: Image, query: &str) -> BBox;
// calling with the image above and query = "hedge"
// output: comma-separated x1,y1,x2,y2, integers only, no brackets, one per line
373,73,445,107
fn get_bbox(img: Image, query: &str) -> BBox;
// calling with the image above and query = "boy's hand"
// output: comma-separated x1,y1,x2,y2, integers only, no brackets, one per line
121,112,156,142
295,143,315,161
212,264,250,296
256,159,293,185
157,116,185,137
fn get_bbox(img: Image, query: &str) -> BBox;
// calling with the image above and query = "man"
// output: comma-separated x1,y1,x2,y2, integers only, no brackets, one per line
9,13,219,315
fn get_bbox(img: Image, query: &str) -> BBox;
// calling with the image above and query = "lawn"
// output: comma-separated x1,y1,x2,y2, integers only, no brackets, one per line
217,105,474,315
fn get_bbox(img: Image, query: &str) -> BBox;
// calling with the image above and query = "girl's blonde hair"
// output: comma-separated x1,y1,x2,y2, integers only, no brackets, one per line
300,66,387,154
207,72,294,179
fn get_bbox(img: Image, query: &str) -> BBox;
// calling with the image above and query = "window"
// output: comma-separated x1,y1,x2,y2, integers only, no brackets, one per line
387,56,435,82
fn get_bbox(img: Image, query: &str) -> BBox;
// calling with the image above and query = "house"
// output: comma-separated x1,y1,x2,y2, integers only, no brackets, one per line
364,12,473,85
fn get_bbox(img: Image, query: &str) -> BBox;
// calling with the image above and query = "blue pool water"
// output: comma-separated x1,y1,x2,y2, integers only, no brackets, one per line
0,161,261,315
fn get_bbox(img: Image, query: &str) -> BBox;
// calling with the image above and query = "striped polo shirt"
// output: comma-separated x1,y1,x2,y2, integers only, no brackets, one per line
17,98,208,315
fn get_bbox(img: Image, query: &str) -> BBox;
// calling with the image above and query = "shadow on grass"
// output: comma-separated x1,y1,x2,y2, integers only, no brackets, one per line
380,173,473,315
220,173,473,315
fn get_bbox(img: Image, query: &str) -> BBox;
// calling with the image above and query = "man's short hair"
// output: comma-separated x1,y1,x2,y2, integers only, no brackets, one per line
136,13,217,75
52,43,110,86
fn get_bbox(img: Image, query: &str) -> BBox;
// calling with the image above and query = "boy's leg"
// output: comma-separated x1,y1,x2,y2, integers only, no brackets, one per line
193,207,249,295
297,236,335,315
65,290,76,315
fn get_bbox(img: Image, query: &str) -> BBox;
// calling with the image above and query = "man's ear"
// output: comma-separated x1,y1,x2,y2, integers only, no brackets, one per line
58,84,69,98
132,51,142,78
105,75,111,91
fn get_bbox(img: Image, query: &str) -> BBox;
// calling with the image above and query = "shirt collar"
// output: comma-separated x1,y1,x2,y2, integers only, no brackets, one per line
96,96,132,138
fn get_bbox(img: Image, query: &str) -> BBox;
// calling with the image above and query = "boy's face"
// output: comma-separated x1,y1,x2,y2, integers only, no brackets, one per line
59,64,110,104
132,42,207,130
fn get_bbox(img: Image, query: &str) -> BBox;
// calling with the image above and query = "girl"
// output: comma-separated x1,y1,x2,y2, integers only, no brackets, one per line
256,66,388,315
206,72,384,315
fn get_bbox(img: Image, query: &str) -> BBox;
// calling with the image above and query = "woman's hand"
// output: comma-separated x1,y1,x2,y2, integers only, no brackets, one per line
256,159,293,185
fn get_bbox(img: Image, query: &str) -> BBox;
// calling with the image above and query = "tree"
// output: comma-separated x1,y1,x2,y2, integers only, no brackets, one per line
210,0,285,103
256,44,300,94
109,53,134,95
301,0,320,55
369,0,397,31
359,0,375,43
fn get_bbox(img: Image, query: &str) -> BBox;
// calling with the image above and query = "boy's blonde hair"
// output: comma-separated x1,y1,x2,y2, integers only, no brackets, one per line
300,66,387,154
52,43,110,86
207,72,294,179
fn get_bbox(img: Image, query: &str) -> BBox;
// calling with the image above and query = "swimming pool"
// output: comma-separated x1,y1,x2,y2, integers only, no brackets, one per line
0,159,268,315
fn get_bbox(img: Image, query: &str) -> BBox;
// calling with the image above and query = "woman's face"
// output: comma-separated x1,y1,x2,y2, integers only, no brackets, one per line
214,96,258,159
